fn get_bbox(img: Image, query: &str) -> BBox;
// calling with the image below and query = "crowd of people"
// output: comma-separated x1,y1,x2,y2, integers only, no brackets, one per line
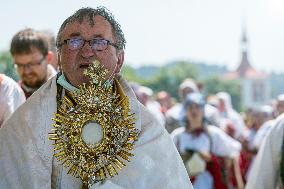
0,5,283,189
133,77,284,189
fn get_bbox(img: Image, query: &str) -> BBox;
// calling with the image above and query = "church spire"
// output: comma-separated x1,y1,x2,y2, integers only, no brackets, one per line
237,24,253,77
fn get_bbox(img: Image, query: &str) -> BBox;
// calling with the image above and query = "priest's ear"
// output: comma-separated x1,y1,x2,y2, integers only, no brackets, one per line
57,52,63,72
115,50,124,74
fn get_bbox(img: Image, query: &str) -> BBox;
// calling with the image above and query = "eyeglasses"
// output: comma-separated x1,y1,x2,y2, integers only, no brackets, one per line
59,38,118,51
14,56,46,70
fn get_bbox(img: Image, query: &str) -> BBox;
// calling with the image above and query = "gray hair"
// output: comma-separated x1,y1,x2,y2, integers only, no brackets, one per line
56,6,126,51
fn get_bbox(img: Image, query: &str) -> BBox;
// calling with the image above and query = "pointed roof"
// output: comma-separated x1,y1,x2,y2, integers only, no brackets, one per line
237,51,254,77
224,28,267,79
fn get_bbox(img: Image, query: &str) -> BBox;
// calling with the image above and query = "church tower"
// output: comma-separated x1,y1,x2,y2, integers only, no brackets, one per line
237,27,253,77
224,26,270,109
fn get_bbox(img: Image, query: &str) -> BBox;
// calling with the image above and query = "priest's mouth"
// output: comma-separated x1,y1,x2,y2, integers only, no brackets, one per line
79,65,89,69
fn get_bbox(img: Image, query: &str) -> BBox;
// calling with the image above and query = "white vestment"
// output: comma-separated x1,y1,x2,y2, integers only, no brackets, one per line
0,76,193,189
246,113,284,189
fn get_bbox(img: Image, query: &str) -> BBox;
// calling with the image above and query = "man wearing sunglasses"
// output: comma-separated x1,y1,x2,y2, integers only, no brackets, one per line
10,28,56,98
0,7,192,189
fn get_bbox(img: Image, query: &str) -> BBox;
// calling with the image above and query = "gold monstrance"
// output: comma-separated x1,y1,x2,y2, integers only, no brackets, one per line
49,60,140,188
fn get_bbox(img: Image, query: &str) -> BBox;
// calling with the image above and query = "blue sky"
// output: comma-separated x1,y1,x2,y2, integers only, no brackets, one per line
1,0,284,72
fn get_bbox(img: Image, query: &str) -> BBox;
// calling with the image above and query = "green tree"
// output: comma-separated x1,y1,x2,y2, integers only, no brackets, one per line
202,76,242,111
121,64,143,83
0,51,19,80
144,61,197,99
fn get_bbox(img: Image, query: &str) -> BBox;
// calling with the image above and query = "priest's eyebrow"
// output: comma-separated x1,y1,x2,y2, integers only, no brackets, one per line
68,32,81,38
67,33,104,39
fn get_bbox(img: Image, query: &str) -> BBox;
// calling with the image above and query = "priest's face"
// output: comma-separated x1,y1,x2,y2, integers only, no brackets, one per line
57,15,124,87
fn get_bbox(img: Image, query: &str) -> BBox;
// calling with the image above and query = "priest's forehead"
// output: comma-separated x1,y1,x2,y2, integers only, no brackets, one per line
56,7,126,51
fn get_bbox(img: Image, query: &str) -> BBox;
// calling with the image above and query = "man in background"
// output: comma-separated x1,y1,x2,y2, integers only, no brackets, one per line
10,28,56,98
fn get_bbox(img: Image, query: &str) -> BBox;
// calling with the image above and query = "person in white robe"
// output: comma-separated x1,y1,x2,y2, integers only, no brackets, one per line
252,94,284,151
245,113,284,189
0,7,193,189
0,74,25,127
216,92,246,140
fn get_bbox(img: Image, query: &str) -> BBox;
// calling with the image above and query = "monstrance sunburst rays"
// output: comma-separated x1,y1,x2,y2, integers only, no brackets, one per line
49,60,140,188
